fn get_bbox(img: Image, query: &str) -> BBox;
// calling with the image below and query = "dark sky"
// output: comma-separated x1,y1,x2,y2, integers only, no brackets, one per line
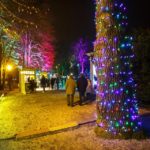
128,0,150,28
45,0,150,64
47,0,95,64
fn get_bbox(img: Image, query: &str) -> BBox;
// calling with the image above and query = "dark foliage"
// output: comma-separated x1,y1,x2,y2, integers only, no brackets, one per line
133,28,150,104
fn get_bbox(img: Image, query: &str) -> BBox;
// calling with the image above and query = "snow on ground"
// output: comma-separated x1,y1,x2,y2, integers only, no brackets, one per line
0,90,96,139
0,125,150,150
0,90,150,150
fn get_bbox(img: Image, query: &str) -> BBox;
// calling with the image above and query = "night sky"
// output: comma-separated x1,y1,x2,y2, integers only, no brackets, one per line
128,0,150,28
45,0,150,64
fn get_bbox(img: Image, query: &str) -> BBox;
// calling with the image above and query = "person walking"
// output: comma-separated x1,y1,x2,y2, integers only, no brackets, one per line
56,76,59,90
50,77,55,90
29,78,35,93
86,79,96,101
77,73,88,105
65,75,76,107
41,75,46,92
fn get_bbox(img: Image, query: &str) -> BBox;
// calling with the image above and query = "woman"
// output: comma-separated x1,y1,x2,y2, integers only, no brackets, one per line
86,79,96,101
65,75,76,107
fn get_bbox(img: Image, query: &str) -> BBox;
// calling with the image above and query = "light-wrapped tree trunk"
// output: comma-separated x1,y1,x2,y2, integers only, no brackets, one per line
94,0,141,136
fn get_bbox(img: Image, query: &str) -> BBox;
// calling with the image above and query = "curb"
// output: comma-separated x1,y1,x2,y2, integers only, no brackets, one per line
79,119,96,126
0,135,16,141
0,120,96,140
15,122,79,140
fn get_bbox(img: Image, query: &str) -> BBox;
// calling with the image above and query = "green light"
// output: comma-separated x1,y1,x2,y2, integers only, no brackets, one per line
126,90,129,94
100,81,104,85
115,122,119,127
109,84,113,88
114,82,117,86
116,65,119,68
131,122,134,126
126,121,129,126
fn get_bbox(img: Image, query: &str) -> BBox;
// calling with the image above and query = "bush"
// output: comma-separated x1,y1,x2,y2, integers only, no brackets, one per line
133,28,150,104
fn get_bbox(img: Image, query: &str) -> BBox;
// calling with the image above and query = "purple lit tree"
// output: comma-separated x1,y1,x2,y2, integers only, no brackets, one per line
72,38,89,73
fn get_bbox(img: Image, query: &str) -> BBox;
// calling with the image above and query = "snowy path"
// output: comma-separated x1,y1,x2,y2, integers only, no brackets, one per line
0,90,96,139
0,90,150,150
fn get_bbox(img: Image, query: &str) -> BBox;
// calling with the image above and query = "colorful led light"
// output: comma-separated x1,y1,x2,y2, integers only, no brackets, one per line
94,0,141,135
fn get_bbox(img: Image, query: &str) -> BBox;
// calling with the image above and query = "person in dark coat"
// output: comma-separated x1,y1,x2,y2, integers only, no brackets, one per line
56,77,59,90
41,75,46,92
50,77,55,90
77,73,88,105
29,78,34,92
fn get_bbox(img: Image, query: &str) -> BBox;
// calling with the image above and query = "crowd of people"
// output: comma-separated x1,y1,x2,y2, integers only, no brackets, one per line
27,73,96,106
65,73,96,107
27,75,61,93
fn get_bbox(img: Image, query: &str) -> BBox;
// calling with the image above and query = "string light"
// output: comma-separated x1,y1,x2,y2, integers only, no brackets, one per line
0,1,38,28
94,0,141,135
12,0,40,14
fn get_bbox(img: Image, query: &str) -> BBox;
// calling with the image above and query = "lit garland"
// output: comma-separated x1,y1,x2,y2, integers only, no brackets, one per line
94,0,141,135
12,0,40,14
3,28,19,40
0,1,38,28
0,22,19,67
1,0,54,71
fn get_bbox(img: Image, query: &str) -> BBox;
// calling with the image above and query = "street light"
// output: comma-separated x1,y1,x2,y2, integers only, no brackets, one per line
6,64,13,71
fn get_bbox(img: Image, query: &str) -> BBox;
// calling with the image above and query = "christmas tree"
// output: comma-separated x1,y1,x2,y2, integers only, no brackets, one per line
94,0,141,136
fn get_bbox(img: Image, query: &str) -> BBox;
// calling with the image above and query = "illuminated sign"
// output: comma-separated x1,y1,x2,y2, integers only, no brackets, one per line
21,71,35,75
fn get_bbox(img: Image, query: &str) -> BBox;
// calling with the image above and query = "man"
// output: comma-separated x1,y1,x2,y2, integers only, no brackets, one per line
50,77,55,90
56,76,59,90
41,75,46,92
65,75,76,107
77,73,88,105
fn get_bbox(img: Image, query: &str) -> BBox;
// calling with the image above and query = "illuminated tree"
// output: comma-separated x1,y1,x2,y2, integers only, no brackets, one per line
0,0,39,88
1,0,55,71
0,26,19,88
18,33,38,68
38,32,55,71
72,38,89,73
18,32,55,71
94,0,141,137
